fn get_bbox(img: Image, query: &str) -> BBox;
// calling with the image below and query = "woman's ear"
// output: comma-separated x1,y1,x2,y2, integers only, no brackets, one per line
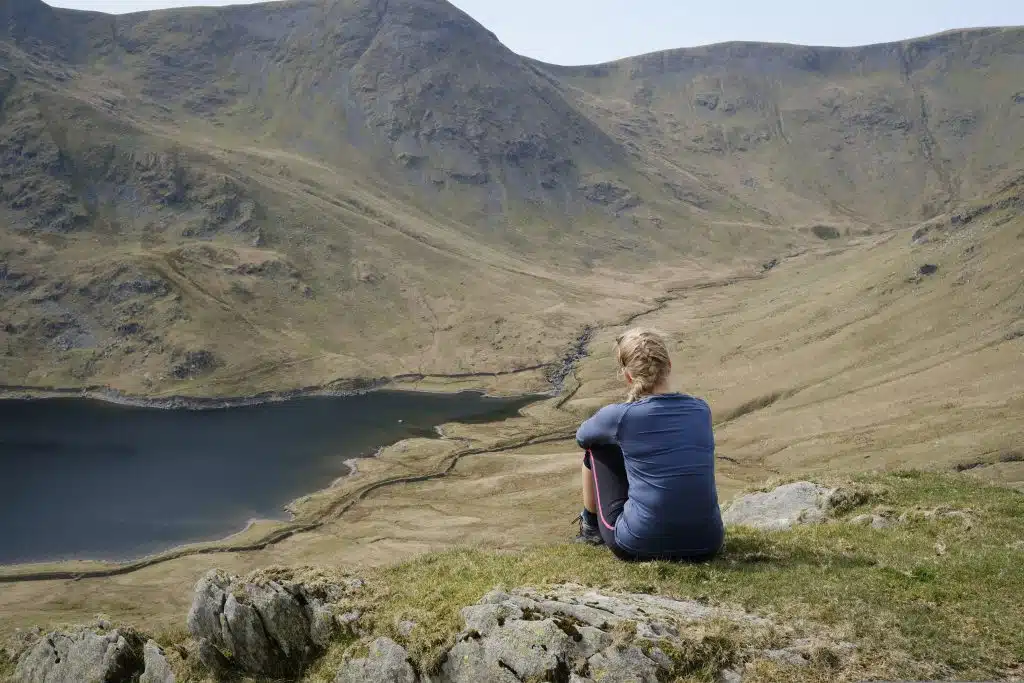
624,370,634,385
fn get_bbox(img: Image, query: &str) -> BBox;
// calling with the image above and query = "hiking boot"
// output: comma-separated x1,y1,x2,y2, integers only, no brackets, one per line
572,514,604,545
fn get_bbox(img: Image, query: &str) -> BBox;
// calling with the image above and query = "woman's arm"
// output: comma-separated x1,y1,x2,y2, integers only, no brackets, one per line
575,403,627,448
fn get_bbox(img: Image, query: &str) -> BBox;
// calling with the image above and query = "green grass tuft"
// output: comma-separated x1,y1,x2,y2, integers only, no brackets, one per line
0,648,14,678
639,626,740,680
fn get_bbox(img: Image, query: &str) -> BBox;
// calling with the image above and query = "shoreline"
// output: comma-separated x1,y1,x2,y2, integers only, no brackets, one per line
0,386,557,582
0,427,576,583
0,367,560,411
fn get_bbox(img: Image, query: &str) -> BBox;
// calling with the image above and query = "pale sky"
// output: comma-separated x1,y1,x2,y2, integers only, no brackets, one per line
46,0,1024,65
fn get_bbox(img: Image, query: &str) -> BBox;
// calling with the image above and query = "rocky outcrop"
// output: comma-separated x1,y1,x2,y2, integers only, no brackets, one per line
186,567,360,679
8,626,179,683
169,349,220,380
334,637,417,683
330,584,853,683
721,481,838,530
11,627,144,683
139,640,176,683
12,567,861,682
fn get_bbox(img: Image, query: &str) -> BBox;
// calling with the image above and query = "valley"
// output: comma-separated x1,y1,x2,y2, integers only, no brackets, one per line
0,0,1021,676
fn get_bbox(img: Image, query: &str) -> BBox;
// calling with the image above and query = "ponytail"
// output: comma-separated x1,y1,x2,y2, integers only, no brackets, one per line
616,328,671,402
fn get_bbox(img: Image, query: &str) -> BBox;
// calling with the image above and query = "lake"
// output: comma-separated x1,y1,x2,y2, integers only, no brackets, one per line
0,391,536,565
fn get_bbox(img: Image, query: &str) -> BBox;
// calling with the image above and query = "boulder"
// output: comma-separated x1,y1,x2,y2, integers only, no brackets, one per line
443,616,578,682
140,640,176,683
721,482,836,530
335,637,417,683
431,584,815,682
187,567,354,679
12,628,144,683
586,645,661,682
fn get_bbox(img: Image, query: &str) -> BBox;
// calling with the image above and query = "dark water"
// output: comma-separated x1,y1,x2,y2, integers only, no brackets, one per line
0,391,536,565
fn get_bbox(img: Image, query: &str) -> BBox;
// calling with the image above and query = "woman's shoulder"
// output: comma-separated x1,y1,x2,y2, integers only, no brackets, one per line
594,401,631,417
641,392,709,405
635,393,711,415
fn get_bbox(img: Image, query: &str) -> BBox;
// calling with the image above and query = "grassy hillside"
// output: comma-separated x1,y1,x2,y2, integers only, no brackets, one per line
1,193,1019,647
1,0,1022,395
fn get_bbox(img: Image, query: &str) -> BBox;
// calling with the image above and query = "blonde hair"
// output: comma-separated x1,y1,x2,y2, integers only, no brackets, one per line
615,328,672,402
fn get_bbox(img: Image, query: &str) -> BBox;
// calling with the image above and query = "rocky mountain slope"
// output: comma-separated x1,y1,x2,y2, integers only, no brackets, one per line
1,0,1022,395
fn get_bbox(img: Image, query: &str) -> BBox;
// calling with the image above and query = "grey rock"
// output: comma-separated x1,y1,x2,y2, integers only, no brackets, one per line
478,589,541,611
459,602,524,636
762,647,809,666
576,626,613,659
872,515,894,530
570,674,596,683
13,628,144,683
647,646,674,670
441,640,520,683
444,618,575,682
849,513,893,530
335,637,417,683
535,599,620,629
140,640,176,683
695,92,720,110
336,611,362,630
171,349,219,380
187,568,339,678
717,669,744,683
587,645,661,682
438,584,781,683
397,620,417,637
309,602,338,647
195,640,231,678
722,482,836,530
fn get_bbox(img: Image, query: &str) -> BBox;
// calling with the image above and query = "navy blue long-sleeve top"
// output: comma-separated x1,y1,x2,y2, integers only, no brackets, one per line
575,393,724,557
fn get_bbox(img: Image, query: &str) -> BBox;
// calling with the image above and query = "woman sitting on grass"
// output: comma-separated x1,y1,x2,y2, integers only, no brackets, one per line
574,328,724,561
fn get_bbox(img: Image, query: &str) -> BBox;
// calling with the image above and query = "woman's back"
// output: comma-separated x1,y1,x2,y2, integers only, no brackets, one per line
576,393,724,558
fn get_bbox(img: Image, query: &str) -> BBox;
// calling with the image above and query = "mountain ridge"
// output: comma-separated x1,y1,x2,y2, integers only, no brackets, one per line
1,0,1022,395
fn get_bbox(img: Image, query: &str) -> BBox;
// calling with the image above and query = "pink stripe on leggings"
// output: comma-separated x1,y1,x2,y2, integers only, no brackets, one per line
587,449,617,531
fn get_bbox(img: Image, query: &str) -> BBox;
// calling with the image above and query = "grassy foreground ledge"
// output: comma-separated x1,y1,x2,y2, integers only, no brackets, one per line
295,471,1024,683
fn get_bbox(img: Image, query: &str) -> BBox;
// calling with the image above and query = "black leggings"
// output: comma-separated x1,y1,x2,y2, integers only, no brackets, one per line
584,444,721,563
584,444,637,561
